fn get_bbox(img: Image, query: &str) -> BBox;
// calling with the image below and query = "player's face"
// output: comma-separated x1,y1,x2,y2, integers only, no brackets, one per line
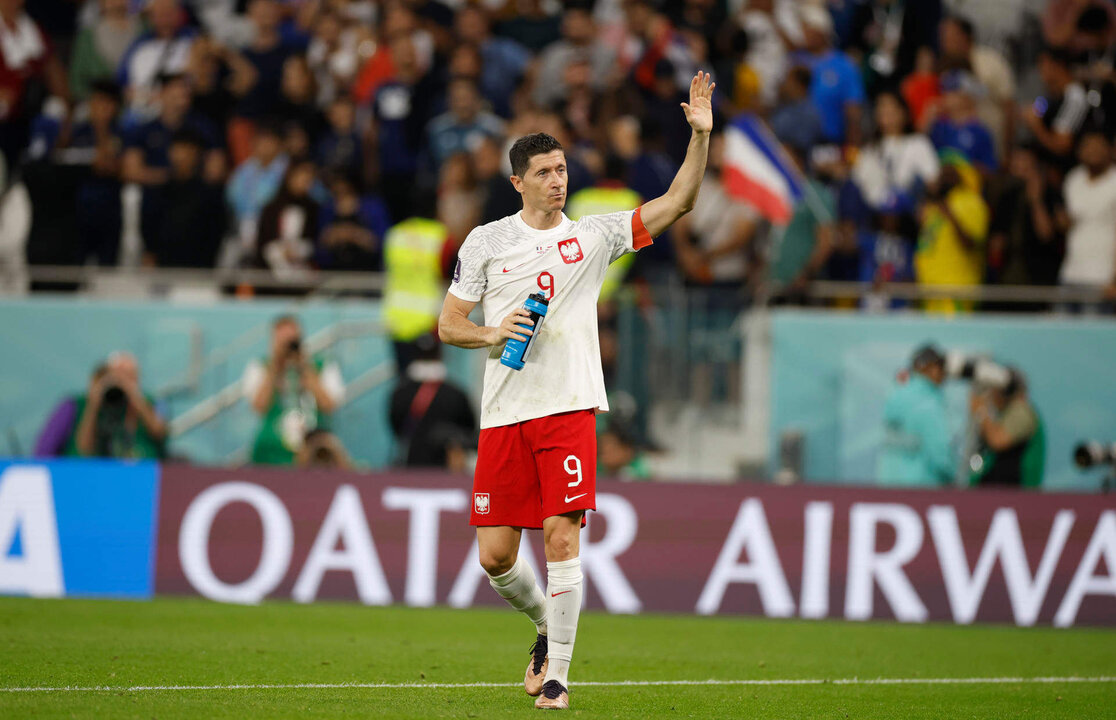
515,150,568,213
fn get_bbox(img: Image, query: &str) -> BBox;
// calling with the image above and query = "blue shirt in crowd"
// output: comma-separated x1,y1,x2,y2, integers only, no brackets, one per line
929,118,997,170
794,49,866,143
122,113,219,168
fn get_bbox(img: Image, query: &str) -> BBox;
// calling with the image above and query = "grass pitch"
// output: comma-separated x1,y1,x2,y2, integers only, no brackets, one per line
1,597,1113,719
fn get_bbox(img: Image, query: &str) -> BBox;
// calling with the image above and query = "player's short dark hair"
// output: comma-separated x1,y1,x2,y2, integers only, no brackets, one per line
509,133,564,177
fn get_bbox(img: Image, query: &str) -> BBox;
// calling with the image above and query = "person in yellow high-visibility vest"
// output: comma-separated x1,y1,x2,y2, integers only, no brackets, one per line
383,214,452,371
565,154,642,303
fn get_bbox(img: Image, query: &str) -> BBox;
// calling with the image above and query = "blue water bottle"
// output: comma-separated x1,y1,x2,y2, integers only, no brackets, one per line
500,292,549,371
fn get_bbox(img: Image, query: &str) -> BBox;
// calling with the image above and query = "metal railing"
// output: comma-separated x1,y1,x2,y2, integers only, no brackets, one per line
11,265,1114,307
18,265,386,296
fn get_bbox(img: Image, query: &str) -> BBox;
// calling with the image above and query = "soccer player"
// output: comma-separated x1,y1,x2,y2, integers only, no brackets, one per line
438,72,715,710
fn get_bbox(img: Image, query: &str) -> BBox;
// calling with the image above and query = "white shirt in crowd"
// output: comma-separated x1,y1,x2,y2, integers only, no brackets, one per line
687,177,759,283
1061,165,1116,287
450,209,647,429
852,133,941,209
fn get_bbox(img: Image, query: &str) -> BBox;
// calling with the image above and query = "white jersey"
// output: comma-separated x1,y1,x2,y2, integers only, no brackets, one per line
449,208,651,429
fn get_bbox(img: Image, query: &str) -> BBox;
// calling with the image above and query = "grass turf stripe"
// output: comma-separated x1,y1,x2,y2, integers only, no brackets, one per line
3,677,1115,693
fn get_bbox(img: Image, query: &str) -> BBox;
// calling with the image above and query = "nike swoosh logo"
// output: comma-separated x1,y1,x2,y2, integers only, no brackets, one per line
501,261,532,273
551,590,572,597
564,492,588,503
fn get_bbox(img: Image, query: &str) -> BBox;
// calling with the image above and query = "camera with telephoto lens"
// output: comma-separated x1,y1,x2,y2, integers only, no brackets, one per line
1074,442,1116,469
944,352,1014,390
288,338,301,355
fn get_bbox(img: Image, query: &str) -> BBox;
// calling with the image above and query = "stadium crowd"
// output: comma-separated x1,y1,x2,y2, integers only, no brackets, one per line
1,0,1115,313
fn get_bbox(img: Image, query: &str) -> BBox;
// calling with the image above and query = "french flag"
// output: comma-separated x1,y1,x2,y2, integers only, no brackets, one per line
722,113,804,225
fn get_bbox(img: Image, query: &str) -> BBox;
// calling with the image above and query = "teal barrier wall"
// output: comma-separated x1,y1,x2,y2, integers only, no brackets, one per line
771,310,1116,491
0,297,480,468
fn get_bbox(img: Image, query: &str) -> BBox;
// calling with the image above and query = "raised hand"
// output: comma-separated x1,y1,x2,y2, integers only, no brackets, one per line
680,71,715,134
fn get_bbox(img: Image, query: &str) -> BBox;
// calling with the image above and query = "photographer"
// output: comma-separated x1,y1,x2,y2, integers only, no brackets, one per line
73,352,167,459
242,315,345,465
877,344,955,487
968,368,1045,488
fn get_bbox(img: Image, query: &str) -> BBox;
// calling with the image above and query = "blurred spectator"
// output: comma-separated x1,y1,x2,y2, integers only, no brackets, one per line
769,67,824,158
296,428,353,469
915,154,989,314
226,121,288,257
256,157,319,277
70,80,125,266
794,5,865,146
607,114,673,218
454,5,529,118
671,134,760,294
426,76,503,171
768,144,836,300
315,93,361,180
736,0,790,108
567,152,642,301
383,207,451,373
388,334,475,471
853,91,940,212
185,35,256,134
1060,130,1116,308
628,0,699,98
938,15,1017,161
598,423,651,480
639,58,693,164
857,199,917,312
1075,4,1116,138
987,143,1065,291
1026,46,1089,174
351,5,430,107
34,363,106,457
495,0,561,53
316,171,390,271
372,33,439,220
242,314,344,465
146,129,226,267
0,153,30,293
437,152,482,247
116,0,195,124
858,0,942,90
968,368,1045,488
72,352,167,459
900,46,940,128
277,54,324,146
0,0,67,168
228,0,295,163
927,71,998,173
877,344,954,487
473,134,520,225
68,0,141,102
533,5,615,110
121,73,222,250
1043,0,1116,54
306,9,362,107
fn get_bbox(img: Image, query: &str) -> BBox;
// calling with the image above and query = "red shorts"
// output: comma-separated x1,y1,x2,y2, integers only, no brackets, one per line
471,409,597,528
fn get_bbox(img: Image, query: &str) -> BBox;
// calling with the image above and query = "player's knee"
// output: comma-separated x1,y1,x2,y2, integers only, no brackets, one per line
544,533,577,562
478,547,516,576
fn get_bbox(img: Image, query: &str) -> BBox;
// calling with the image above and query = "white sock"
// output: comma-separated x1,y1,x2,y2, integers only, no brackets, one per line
544,557,582,688
487,555,547,635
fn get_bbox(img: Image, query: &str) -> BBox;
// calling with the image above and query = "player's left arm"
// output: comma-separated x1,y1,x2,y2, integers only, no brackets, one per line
639,72,715,239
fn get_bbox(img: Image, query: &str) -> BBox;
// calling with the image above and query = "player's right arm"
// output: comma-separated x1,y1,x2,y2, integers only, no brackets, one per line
438,293,535,349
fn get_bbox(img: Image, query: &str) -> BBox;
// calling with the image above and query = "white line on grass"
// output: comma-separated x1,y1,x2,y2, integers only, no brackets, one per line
3,677,1115,693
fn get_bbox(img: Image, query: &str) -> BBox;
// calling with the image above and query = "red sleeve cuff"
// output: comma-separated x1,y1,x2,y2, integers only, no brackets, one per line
632,206,654,250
